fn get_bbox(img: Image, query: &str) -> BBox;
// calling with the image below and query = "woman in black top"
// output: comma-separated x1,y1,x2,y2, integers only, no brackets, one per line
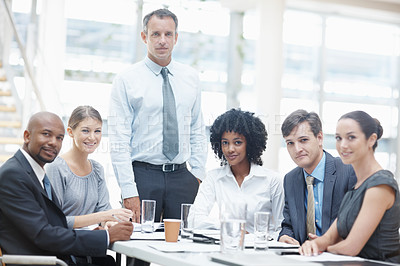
299,111,399,263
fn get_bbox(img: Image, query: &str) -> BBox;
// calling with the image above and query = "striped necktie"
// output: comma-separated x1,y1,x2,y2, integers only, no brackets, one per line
306,175,316,235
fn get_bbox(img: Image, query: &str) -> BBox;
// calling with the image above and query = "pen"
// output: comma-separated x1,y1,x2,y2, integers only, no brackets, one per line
278,251,300,256
112,214,124,223
112,214,133,223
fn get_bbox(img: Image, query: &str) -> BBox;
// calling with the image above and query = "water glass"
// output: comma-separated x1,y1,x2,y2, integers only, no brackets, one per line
254,211,270,251
141,199,156,233
219,201,247,222
219,201,247,253
180,203,193,239
220,219,246,253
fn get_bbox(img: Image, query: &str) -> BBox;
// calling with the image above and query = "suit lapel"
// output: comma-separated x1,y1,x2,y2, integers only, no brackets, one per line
293,167,307,243
322,152,337,233
14,150,62,209
15,150,44,191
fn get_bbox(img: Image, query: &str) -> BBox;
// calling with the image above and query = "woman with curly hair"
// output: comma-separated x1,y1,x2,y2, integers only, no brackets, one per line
191,108,284,236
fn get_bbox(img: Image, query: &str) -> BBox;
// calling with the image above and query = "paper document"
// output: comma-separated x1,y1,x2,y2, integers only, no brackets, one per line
209,251,321,266
285,252,365,262
147,241,220,253
245,234,299,248
191,231,299,249
131,231,165,240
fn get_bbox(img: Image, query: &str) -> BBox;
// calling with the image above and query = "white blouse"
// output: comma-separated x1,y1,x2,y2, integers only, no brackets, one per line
191,163,284,237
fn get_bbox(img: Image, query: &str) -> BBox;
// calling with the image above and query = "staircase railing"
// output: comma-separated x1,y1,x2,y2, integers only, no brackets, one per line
1,63,22,119
1,0,45,111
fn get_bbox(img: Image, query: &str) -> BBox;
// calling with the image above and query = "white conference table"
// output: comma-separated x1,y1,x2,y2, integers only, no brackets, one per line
111,239,321,266
111,232,332,266
112,239,221,266
110,231,398,266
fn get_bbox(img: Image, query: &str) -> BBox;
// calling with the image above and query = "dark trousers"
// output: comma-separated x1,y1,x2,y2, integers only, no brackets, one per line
67,255,116,266
133,163,199,221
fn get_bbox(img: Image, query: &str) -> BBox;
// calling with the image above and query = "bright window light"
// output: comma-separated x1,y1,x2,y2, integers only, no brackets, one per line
326,17,399,56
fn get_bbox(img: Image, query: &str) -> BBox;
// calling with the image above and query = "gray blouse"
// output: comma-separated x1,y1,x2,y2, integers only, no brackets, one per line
336,170,400,263
46,157,112,228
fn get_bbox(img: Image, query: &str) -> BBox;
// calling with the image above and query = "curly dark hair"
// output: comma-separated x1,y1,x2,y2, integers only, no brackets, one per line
210,108,268,166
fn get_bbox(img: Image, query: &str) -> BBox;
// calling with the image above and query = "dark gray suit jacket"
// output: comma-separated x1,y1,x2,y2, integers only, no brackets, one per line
0,150,107,259
278,151,356,244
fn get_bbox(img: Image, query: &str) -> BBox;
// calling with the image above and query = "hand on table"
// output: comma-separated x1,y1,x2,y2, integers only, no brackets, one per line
108,221,133,244
279,235,300,245
299,239,322,256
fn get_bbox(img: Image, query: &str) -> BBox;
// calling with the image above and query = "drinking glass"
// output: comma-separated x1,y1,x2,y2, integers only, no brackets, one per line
220,219,246,253
141,199,156,233
180,203,193,239
254,211,270,251
219,201,247,253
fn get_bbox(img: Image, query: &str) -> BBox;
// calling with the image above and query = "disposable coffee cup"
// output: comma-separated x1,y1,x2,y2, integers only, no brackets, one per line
164,219,181,242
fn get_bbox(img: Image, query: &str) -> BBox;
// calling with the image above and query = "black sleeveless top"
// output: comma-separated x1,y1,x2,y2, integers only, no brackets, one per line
336,170,400,263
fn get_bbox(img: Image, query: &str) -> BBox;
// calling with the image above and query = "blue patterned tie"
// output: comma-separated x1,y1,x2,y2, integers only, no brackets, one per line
161,67,179,160
43,174,52,200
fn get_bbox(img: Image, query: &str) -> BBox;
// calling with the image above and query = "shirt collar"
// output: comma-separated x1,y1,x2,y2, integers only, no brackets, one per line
144,56,174,76
20,148,46,186
303,151,326,182
216,163,261,181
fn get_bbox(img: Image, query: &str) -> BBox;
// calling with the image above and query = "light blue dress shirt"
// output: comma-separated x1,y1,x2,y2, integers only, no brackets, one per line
303,152,326,236
109,57,207,199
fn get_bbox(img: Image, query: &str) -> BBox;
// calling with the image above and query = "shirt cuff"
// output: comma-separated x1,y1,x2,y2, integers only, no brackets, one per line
190,167,206,181
106,229,110,246
121,183,139,199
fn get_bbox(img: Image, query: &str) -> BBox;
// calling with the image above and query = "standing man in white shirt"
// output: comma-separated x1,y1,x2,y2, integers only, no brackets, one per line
109,8,207,224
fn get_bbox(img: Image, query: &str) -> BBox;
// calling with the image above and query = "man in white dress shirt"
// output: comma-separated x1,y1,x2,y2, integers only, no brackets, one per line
109,8,207,224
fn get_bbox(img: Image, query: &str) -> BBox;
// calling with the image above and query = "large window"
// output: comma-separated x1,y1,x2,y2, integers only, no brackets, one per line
7,1,400,178
279,10,400,174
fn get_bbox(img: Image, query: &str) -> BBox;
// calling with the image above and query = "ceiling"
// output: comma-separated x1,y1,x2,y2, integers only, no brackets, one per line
287,0,400,23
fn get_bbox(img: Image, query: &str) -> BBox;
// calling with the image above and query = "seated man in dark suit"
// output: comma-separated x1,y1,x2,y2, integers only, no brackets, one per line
278,109,356,245
0,111,133,265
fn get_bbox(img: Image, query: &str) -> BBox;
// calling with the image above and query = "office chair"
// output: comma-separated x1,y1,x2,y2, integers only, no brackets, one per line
0,248,67,266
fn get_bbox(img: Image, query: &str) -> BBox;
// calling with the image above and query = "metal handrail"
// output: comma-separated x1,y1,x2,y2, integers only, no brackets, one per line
1,0,45,110
2,63,23,119
0,255,67,266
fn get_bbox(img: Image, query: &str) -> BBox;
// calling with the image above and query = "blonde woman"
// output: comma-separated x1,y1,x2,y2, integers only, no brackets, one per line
46,106,132,229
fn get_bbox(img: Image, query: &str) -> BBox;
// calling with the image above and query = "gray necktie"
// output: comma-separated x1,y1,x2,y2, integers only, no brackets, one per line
161,67,179,160
306,175,316,235
43,174,52,200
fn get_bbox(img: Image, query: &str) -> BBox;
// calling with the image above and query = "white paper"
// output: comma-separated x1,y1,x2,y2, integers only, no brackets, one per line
192,231,299,249
147,241,220,253
193,229,220,236
244,234,299,248
209,252,321,266
285,252,365,262
131,231,165,240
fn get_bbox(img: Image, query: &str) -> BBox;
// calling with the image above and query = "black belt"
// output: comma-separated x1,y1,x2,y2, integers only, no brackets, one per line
132,161,186,172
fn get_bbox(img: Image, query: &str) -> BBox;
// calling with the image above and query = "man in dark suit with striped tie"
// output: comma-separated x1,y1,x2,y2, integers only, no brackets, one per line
278,109,356,245
0,111,132,265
